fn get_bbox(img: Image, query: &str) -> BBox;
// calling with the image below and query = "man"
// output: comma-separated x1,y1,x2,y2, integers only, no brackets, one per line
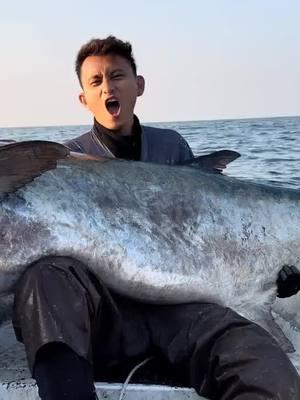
66,38,193,164
13,36,300,400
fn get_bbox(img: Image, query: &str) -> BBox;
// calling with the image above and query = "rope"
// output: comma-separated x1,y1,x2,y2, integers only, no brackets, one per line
118,357,153,400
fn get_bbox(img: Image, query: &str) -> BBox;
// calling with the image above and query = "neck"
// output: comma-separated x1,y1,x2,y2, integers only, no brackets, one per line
118,116,135,136
95,117,134,136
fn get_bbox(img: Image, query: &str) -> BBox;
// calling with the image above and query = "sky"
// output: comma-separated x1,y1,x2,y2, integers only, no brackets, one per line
0,0,300,127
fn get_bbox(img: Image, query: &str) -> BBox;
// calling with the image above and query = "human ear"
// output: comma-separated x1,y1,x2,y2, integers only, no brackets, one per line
79,93,89,110
136,75,145,97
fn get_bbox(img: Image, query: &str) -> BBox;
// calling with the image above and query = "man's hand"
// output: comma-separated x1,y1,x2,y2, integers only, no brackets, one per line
277,265,300,298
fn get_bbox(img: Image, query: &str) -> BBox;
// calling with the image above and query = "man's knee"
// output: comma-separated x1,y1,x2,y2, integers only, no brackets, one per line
12,256,100,335
14,256,94,299
19,256,88,281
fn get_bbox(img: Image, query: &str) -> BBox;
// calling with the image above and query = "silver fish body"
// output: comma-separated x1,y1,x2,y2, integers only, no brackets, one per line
1,158,300,350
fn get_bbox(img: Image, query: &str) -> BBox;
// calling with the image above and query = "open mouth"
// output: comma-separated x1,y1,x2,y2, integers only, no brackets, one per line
105,98,121,117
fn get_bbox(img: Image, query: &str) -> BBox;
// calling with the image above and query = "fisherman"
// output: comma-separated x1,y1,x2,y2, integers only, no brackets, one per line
13,36,300,400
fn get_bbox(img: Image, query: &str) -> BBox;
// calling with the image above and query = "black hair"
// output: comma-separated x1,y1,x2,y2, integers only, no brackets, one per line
75,36,137,86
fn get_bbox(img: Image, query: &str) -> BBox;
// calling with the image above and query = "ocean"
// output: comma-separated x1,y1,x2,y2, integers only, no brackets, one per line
1,115,299,189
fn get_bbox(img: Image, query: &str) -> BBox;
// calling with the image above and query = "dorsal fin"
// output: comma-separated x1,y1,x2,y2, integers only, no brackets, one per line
181,150,241,173
0,141,69,194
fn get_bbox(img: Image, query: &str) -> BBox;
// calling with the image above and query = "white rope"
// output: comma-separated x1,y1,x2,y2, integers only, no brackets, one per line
118,357,153,400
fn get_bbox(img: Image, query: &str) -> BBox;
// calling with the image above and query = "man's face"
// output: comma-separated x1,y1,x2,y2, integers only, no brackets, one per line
79,54,144,134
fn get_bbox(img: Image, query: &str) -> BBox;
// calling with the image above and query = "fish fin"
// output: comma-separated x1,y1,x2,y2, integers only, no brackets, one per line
182,150,241,173
0,139,16,146
260,312,295,353
242,306,295,353
0,140,69,194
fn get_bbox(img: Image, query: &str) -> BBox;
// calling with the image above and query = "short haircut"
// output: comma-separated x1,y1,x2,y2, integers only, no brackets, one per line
75,36,137,86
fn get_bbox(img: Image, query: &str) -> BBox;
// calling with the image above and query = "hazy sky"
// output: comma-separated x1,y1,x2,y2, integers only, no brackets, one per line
1,0,299,127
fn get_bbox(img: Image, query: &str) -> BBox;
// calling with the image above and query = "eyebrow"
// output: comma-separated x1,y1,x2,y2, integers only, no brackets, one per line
110,68,125,74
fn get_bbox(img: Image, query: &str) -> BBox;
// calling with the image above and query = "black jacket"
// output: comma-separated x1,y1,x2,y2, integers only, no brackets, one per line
65,123,193,165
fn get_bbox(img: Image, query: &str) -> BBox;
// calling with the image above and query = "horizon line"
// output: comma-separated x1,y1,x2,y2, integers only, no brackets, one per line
1,114,299,130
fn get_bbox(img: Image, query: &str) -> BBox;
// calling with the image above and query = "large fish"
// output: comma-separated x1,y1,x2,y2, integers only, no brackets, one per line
0,140,299,353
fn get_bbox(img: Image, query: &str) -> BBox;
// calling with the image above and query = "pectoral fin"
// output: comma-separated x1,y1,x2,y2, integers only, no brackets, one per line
243,306,295,353
182,150,241,173
0,140,112,195
0,141,69,194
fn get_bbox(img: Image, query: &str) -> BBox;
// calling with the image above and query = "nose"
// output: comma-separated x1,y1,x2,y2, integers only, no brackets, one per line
101,77,114,95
